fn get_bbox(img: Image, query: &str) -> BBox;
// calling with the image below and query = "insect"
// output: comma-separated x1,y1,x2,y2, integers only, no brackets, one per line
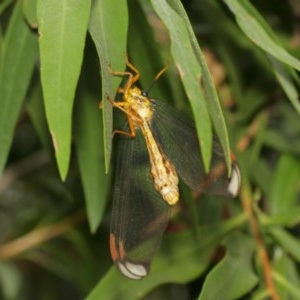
107,57,241,280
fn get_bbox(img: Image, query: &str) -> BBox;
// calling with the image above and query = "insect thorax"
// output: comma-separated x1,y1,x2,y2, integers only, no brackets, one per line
126,87,153,122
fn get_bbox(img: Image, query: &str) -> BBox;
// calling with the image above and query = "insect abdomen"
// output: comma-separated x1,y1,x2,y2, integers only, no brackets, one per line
141,123,179,206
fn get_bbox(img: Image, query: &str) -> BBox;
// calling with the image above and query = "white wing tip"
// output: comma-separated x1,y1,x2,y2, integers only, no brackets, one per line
228,162,241,197
117,261,148,280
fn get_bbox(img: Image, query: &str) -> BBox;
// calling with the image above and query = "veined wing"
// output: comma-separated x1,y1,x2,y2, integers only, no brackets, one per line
149,99,241,197
110,127,173,280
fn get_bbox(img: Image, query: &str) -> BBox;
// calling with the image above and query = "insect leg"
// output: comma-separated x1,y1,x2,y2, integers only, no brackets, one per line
124,56,140,84
113,116,136,138
107,62,138,98
106,95,137,138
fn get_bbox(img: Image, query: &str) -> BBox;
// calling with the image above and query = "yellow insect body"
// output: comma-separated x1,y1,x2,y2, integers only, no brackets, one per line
111,79,179,206
141,119,179,206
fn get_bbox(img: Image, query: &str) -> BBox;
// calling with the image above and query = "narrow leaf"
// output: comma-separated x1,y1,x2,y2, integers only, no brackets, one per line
151,0,212,172
269,227,300,264
166,0,232,174
88,0,128,173
0,0,38,177
269,154,300,215
274,252,300,299
223,0,300,71
37,0,91,180
268,56,300,117
75,89,110,232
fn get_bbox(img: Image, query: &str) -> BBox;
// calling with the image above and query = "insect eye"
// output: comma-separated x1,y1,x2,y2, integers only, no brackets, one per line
142,91,148,97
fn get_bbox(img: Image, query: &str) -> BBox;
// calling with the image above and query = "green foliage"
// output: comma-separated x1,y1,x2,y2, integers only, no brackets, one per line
0,0,300,299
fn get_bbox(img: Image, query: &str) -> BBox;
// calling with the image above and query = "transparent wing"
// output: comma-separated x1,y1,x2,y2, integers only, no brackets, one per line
110,127,172,280
149,99,240,197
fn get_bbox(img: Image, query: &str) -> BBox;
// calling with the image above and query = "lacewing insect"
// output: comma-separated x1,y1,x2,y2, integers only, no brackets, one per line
107,58,241,280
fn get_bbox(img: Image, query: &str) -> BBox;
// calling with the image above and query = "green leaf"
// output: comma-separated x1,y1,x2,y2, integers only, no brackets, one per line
223,0,300,71
26,79,53,155
127,1,173,104
0,262,23,300
264,130,300,155
220,0,300,118
263,102,300,155
268,56,300,117
151,0,212,172
22,0,38,28
262,208,300,227
273,252,300,299
75,89,110,232
0,0,13,15
86,215,246,300
37,0,91,180
0,0,38,177
88,0,128,173
165,0,232,174
199,233,258,300
269,227,300,264
269,154,300,215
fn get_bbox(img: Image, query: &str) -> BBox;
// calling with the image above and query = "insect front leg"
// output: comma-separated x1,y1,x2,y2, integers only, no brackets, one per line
106,95,136,138
125,56,140,84
107,64,136,98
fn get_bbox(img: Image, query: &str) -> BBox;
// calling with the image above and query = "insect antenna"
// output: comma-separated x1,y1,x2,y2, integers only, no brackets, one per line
142,64,169,97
